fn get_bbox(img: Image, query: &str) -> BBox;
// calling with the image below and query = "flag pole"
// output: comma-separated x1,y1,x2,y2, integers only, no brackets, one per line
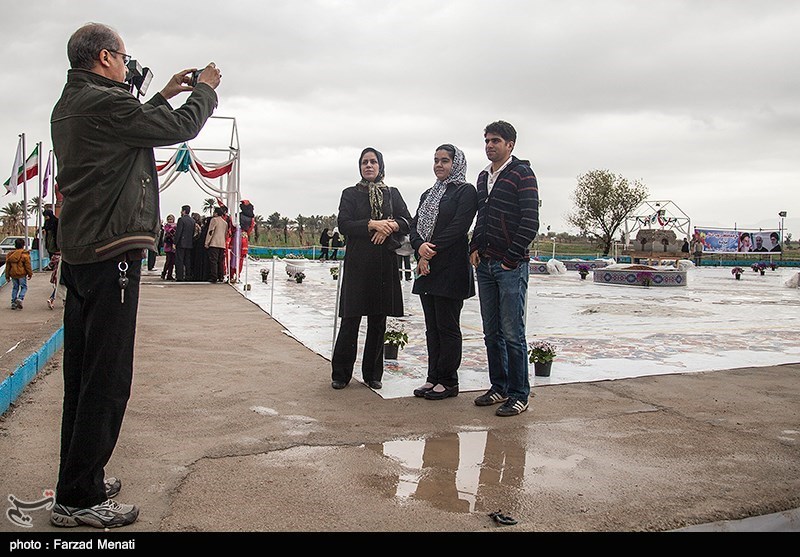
21,133,28,249
36,141,44,270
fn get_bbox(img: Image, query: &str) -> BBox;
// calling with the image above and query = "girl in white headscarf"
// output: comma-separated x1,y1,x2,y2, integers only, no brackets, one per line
409,144,478,400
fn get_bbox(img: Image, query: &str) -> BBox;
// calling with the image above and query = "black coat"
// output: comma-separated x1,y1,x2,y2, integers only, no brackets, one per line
410,181,478,300
337,185,412,318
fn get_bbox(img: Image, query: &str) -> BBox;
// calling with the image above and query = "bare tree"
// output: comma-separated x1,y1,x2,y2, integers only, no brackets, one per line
567,169,648,256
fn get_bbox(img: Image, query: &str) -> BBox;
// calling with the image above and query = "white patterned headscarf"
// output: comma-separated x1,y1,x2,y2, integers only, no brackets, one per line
416,144,467,242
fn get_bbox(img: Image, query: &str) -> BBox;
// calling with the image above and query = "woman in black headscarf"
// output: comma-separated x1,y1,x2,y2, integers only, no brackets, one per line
43,208,59,258
331,147,412,390
409,144,477,400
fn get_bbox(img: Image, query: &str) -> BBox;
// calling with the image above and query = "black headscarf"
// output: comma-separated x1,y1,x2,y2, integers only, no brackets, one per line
43,209,58,232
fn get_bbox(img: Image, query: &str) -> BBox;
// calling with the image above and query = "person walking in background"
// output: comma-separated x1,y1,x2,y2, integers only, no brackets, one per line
205,206,228,283
174,205,195,281
330,229,343,260
47,253,62,310
469,121,539,417
49,22,221,528
691,233,704,266
5,238,33,310
161,214,177,280
319,228,332,260
331,147,412,391
681,238,690,257
410,144,478,400
43,208,60,261
398,253,413,281
191,214,211,282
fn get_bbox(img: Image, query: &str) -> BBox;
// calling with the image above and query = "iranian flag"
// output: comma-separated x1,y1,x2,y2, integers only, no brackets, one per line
4,143,39,195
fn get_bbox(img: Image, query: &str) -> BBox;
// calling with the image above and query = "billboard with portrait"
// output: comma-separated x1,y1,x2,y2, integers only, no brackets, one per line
694,228,781,254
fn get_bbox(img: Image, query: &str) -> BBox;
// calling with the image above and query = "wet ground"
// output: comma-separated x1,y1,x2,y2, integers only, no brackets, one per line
0,259,798,537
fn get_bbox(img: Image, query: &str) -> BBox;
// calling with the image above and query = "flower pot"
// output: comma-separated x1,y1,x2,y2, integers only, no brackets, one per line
534,361,552,377
735,274,741,280
384,343,399,360
760,270,765,276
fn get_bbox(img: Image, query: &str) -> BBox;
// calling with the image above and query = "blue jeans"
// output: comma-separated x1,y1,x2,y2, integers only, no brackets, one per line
476,259,530,400
11,277,28,303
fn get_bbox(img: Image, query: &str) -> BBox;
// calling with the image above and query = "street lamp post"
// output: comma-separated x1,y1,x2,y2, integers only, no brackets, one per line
778,211,787,259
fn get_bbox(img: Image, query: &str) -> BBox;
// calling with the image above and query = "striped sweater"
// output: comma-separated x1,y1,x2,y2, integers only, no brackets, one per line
469,156,539,268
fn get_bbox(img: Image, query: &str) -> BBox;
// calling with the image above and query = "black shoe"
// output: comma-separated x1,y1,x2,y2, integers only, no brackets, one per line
331,380,348,390
367,380,382,390
413,383,435,398
474,389,508,407
424,384,459,400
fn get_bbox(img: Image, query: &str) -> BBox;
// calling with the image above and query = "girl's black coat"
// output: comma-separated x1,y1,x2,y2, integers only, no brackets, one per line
409,181,478,300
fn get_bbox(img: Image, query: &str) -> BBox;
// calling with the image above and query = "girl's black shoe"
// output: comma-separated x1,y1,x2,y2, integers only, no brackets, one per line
424,384,459,400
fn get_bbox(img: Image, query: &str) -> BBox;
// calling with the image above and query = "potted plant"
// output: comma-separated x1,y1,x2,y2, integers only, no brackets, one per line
294,271,305,284
731,266,744,280
751,262,766,276
576,263,591,280
528,340,557,377
769,262,778,271
329,267,339,280
383,318,408,360
260,268,270,283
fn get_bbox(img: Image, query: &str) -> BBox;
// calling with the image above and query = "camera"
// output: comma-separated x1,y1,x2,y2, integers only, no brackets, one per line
190,68,203,87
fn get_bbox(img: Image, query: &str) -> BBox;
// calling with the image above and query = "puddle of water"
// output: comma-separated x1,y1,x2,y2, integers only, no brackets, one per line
366,430,529,514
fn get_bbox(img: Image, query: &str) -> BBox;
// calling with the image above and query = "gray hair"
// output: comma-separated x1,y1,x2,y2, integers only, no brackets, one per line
67,22,120,70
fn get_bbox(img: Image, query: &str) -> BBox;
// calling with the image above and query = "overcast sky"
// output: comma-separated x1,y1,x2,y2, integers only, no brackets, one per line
1,0,797,237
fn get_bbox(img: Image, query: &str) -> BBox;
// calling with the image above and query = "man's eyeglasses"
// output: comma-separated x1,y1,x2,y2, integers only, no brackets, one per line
107,49,132,65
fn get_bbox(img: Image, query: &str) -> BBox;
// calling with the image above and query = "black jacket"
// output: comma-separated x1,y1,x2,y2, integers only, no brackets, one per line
337,185,411,318
410,181,478,300
51,69,217,264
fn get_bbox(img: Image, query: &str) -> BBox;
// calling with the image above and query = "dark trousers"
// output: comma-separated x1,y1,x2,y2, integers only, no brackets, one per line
208,247,225,281
162,251,176,279
57,257,140,508
319,247,329,260
147,249,157,270
420,294,464,387
175,247,193,281
332,314,386,383
398,254,412,280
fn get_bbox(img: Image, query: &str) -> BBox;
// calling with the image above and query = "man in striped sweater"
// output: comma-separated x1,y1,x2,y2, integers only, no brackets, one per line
469,121,539,417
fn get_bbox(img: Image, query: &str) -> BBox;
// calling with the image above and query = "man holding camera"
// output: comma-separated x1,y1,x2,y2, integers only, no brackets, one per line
50,22,221,528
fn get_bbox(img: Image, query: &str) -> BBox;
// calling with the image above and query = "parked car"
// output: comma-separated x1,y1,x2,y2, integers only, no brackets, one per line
0,236,36,265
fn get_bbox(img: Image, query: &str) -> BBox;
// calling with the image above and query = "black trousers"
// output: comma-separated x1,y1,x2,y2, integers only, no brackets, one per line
332,315,386,383
420,294,464,387
57,257,140,508
175,247,193,281
207,247,225,281
147,249,157,270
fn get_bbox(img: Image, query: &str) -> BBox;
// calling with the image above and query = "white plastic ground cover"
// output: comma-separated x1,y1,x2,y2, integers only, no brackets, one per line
236,260,800,399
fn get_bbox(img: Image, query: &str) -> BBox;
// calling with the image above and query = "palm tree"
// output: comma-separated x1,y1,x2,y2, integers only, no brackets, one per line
1,202,24,235
295,215,309,244
203,198,217,216
252,214,265,242
27,196,43,215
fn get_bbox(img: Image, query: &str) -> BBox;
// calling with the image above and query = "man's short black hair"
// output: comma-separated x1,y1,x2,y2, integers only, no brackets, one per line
182,205,191,214
484,120,517,143
67,22,120,70
14,238,24,249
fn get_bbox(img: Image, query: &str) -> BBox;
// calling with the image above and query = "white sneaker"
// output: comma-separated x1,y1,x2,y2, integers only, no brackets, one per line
51,499,139,528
